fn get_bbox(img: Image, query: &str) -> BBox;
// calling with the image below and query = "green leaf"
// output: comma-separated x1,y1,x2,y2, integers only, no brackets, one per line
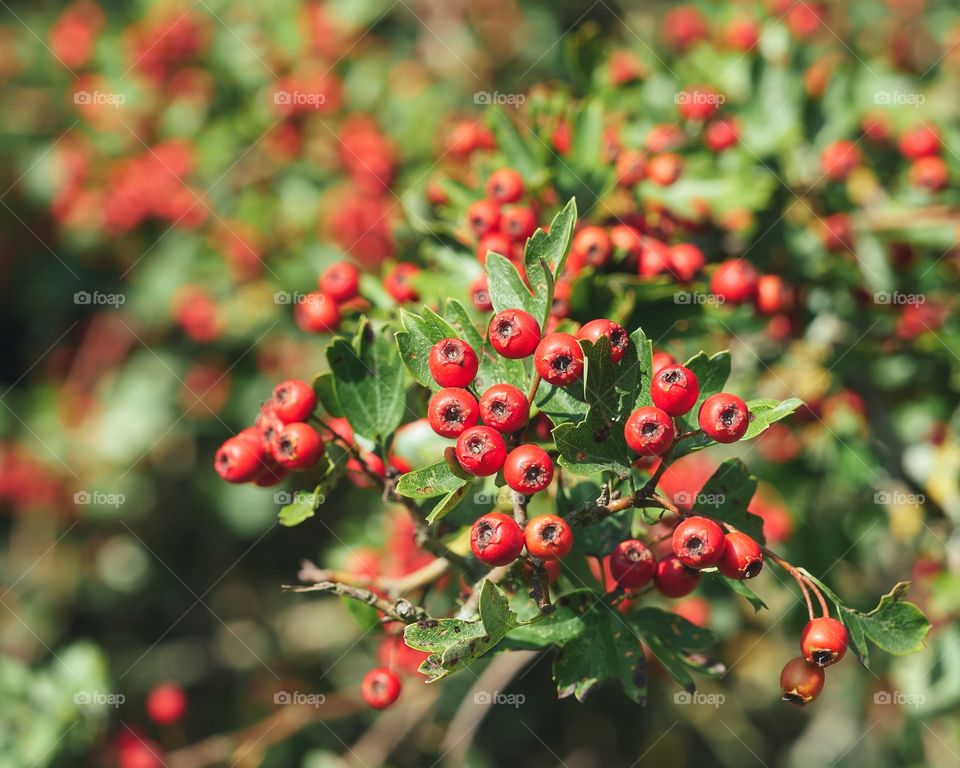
343,598,380,632
742,398,804,440
396,460,467,499
684,350,731,412
486,252,538,318
506,592,591,648
395,308,459,389
313,373,343,417
327,320,408,443
629,608,715,693
628,327,654,409
721,577,768,613
690,458,765,543
554,412,632,477
278,484,325,527
487,108,540,178
426,481,472,524
523,199,577,326
535,380,589,424
445,299,529,392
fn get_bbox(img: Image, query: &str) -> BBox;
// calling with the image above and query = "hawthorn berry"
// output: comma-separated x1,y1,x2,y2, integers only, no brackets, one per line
470,512,525,566
698,393,750,443
576,319,629,363
486,168,524,204
615,149,647,186
651,350,676,374
488,309,541,359
428,338,479,387
503,444,554,494
478,384,529,433
820,139,862,180
384,263,420,303
716,532,763,579
146,683,187,725
572,226,612,268
610,224,643,263
427,387,479,438
651,364,700,416
524,514,574,560
779,656,825,706
214,434,265,483
318,261,360,303
534,332,584,386
899,123,940,160
467,198,501,238
654,554,701,597
646,153,683,186
800,617,849,667
667,243,705,282
469,275,493,311
361,667,402,709
909,156,948,192
455,426,507,476
704,118,739,152
624,406,676,456
638,237,672,278
710,258,759,304
672,516,727,568
253,456,288,487
609,539,656,589
677,84,721,122
269,379,317,424
755,274,794,315
294,291,340,333
477,231,513,263
272,422,324,470
500,205,538,242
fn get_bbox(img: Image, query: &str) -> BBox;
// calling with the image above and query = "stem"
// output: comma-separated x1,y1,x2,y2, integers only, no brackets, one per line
762,547,821,621
513,491,528,526
527,373,542,404
283,581,428,624
528,556,554,614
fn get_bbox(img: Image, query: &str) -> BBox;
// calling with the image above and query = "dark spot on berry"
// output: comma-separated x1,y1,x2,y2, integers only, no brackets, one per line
524,465,544,484
744,561,762,579
442,404,463,424
467,437,485,455
475,521,493,545
661,369,681,384
812,650,834,666
491,400,507,417
442,341,461,362
641,420,660,437
540,523,558,542
552,354,572,373
685,536,704,556
496,319,515,339
720,405,740,427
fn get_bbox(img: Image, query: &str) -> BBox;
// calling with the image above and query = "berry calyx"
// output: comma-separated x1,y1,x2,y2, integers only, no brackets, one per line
488,309,541,359
294,291,340,333
576,319,629,363
534,332,584,387
427,387,479,438
361,667,402,709
269,379,317,424
698,393,750,443
318,261,360,303
428,338,479,388
478,384,529,433
272,422,324,470
609,539,656,589
716,532,763,579
146,683,187,725
779,657,825,706
624,406,676,456
470,512,525,566
524,514,574,560
214,435,265,483
503,444,554,494
486,168,524,204
651,364,700,416
672,516,727,568
654,554,701,597
800,617,849,667
455,426,507,476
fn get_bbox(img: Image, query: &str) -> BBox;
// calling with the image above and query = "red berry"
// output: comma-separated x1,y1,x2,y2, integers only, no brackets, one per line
294,292,340,333
652,351,676,374
524,514,574,560
624,406,676,456
361,667,402,709
755,274,794,315
384,263,420,303
615,149,647,186
269,380,317,424
654,554,701,597
667,243,705,282
572,226,612,268
272,422,324,470
909,156,948,192
710,258,759,304
478,384,529,433
610,224,643,263
800,617,849,667
470,512,525,566
215,435,265,483
146,683,187,725
576,319,629,363
899,123,940,160
428,338,479,387
486,168,524,204
638,237,672,278
717,532,763,579
254,456,288,487
427,388,479,438
677,84,722,121
500,205,538,242
503,444,554,494
672,516,727,568
477,231,513,263
319,261,360,303
455,426,507,476
820,139,861,180
704,118,739,152
647,153,683,185
488,309,541,359
469,275,492,311
467,198,501,238
609,539,655,589
698,393,750,444
780,657,825,706
534,332,584,387
651,364,700,416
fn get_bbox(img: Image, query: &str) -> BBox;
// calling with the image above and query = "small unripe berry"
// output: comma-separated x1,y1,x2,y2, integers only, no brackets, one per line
609,539,656,589
654,554,701,597
269,380,317,424
576,319,629,363
272,422,324,470
478,384,529,433
503,444,554,494
717,532,763,579
455,426,507,476
319,261,360,303
486,168,524,204
428,338,479,388
672,516,727,568
624,406,676,456
470,512,525,566
698,393,750,443
294,292,340,333
651,364,700,416
800,617,849,667
524,514,574,560
215,435,265,483
146,683,187,725
488,309,541,359
534,332,584,387
710,259,759,304
361,667,401,709
427,388,479,438
779,656,825,706
467,198,501,238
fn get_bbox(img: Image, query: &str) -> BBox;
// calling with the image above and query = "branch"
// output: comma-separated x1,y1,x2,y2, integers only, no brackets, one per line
283,581,428,624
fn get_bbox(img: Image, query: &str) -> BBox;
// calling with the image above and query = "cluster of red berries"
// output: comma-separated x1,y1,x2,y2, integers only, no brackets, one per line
214,379,322,486
294,260,361,335
115,682,187,768
780,617,850,705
